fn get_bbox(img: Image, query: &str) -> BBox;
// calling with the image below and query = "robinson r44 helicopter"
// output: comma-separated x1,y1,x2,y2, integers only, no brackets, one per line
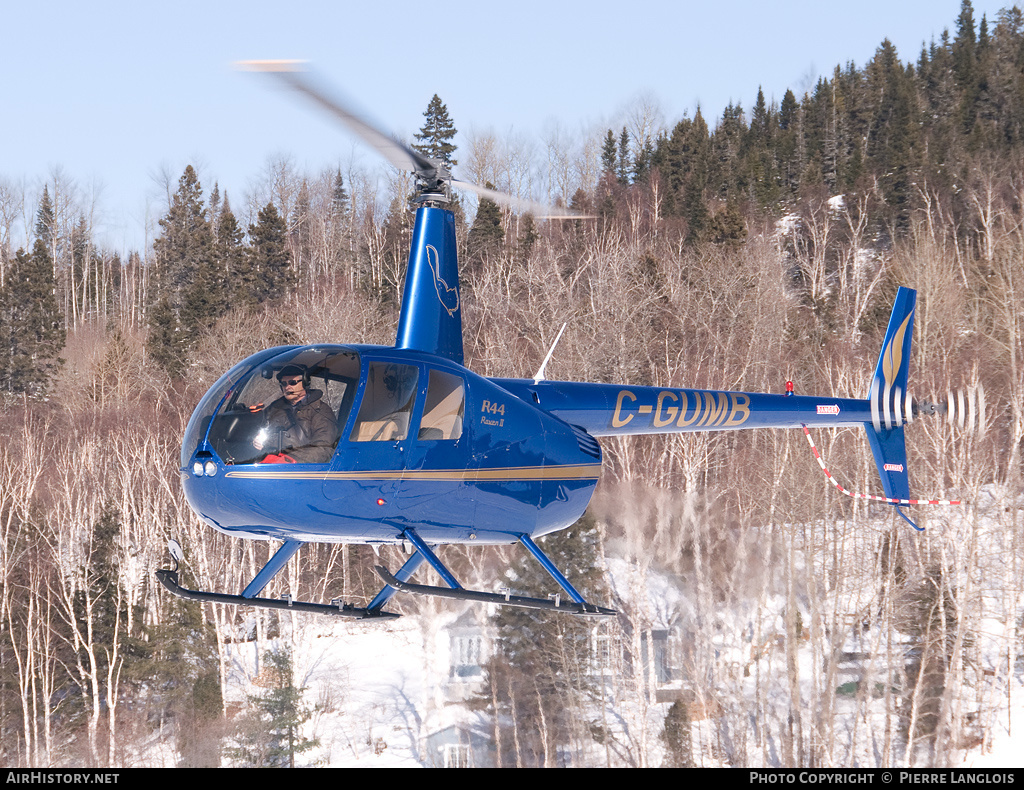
157,62,972,620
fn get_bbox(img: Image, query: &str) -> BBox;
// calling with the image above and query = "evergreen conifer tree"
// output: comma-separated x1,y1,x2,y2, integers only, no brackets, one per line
616,127,632,185
148,166,222,377
954,0,980,136
35,186,55,253
215,197,249,309
601,129,617,174
413,94,458,169
467,183,504,266
0,238,65,397
683,109,712,243
248,201,294,303
632,135,655,183
226,646,318,767
515,213,539,265
331,168,349,217
661,700,693,767
776,89,802,195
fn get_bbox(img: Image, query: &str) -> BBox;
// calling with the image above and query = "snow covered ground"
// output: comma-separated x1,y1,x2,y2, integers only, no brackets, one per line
199,487,1024,768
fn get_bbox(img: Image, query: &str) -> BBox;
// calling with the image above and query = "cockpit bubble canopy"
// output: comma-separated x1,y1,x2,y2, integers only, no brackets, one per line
181,345,360,468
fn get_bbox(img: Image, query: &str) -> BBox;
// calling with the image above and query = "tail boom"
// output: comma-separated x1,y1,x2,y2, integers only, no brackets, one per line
491,378,874,436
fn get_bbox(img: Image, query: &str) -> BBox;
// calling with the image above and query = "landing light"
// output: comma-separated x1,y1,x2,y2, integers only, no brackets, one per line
193,460,218,477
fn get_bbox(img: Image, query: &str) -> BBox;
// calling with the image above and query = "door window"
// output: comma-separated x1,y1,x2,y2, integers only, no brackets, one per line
418,369,465,441
351,362,419,442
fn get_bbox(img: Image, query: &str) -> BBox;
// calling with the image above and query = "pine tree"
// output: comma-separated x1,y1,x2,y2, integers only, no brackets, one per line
331,168,349,217
215,197,249,310
777,89,802,196
991,7,1024,146
683,109,712,243
616,127,632,185
467,183,504,266
661,700,693,767
209,183,221,238
226,646,318,767
413,94,458,169
248,201,294,303
515,213,539,265
35,186,55,253
865,40,922,227
0,237,65,397
742,87,781,208
712,101,746,200
653,109,712,241
632,135,655,183
148,165,221,377
954,0,980,136
601,129,617,174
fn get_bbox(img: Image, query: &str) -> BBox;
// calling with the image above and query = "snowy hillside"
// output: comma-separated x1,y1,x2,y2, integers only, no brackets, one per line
183,485,1024,769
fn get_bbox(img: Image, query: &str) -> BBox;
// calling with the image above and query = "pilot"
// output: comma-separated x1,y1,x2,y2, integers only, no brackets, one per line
255,365,340,464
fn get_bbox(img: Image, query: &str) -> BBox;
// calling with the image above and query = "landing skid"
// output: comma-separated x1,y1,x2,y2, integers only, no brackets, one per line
374,565,616,616
155,568,399,619
158,530,615,620
370,529,617,617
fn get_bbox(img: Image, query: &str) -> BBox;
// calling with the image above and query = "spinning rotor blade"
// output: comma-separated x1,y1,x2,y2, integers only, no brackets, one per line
236,59,441,180
453,178,582,219
237,60,585,217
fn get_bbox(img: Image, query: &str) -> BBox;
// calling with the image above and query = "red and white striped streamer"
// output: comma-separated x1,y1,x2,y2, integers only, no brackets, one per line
800,425,962,506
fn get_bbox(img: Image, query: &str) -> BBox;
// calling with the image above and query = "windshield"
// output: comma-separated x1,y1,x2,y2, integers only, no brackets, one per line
182,346,360,466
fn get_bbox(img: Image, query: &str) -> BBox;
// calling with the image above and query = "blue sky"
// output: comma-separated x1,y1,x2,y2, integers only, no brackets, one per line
2,0,1009,253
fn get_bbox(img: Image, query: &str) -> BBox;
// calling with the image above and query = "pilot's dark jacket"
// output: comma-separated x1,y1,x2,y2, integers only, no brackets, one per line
262,389,339,463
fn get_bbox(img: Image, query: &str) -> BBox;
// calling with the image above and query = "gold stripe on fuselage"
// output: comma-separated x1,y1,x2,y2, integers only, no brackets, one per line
223,464,603,482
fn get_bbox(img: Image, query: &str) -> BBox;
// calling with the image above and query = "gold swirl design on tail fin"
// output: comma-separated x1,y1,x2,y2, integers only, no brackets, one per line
883,313,913,388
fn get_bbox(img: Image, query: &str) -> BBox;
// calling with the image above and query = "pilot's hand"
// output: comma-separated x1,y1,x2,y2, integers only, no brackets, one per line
253,428,269,450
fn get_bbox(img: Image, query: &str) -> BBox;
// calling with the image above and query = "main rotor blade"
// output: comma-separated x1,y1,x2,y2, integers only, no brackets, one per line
236,59,440,178
452,179,588,219
237,60,589,218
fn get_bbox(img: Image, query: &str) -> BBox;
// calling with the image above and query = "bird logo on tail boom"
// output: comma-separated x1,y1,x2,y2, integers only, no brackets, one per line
427,244,460,317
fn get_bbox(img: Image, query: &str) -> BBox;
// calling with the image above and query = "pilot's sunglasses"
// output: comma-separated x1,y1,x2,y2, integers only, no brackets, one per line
280,378,303,387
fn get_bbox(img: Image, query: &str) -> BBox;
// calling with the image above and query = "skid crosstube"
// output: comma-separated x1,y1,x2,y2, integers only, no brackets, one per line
155,569,399,620
369,529,617,617
373,565,616,617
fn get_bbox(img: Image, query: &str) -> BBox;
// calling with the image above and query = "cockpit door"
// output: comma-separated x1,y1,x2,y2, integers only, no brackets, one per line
392,368,478,534
323,361,421,534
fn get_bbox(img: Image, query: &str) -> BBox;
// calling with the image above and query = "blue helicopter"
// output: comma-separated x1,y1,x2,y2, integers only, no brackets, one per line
157,63,965,620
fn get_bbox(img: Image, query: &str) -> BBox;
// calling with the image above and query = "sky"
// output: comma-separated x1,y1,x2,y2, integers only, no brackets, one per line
1,0,1012,254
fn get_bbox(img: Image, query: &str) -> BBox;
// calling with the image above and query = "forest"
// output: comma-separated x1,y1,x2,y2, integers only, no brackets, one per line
0,0,1022,768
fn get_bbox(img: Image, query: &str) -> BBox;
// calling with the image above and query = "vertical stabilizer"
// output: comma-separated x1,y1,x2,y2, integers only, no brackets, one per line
865,287,916,508
395,206,463,364
868,286,916,432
